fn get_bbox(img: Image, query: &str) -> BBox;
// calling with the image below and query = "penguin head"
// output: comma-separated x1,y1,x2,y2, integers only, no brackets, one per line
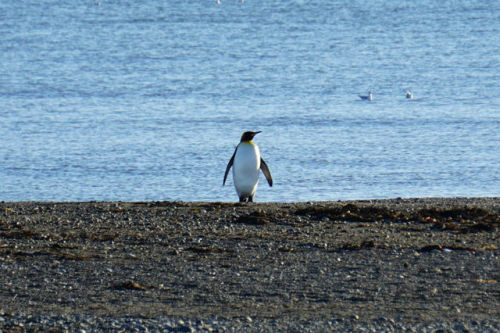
240,131,261,142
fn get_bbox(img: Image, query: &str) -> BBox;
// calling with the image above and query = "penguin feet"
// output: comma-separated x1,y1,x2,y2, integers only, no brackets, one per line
239,195,254,203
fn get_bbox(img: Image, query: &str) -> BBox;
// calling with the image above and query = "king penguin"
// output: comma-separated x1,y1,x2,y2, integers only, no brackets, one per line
223,131,273,202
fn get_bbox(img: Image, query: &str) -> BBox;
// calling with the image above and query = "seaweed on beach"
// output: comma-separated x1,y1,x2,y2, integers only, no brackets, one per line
340,239,376,250
0,229,38,240
234,211,271,225
294,203,401,222
416,207,498,233
295,203,499,233
112,281,153,291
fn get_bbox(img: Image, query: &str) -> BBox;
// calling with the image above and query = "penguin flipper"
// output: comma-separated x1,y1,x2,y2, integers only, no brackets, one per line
260,158,273,187
223,148,236,186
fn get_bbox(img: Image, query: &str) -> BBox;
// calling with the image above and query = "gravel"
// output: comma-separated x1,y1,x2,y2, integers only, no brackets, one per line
0,312,499,332
0,198,498,331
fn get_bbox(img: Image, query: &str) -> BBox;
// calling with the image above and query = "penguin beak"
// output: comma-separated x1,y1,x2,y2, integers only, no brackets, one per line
252,131,262,139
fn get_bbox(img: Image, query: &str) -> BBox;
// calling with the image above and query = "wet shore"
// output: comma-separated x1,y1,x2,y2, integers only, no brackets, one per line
0,198,499,331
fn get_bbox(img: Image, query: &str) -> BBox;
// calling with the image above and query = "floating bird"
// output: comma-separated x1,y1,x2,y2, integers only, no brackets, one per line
216,0,244,4
359,91,373,101
223,131,273,202
406,90,413,99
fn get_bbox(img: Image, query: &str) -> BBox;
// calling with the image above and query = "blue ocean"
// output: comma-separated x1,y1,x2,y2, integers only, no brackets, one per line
1,1,499,202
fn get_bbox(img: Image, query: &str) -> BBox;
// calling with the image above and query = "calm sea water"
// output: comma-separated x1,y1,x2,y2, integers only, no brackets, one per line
1,1,499,202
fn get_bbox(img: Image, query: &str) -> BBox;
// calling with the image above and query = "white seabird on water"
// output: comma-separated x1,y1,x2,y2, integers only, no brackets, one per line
223,131,273,202
216,0,244,4
359,91,373,101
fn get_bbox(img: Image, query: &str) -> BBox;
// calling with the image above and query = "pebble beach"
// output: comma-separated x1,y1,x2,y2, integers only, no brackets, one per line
0,198,499,331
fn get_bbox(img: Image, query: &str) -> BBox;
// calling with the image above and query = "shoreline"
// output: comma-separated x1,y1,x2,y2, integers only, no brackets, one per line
1,197,498,331
4,195,499,203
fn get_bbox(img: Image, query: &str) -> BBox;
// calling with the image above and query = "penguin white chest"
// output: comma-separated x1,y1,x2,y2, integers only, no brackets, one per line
232,142,261,197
